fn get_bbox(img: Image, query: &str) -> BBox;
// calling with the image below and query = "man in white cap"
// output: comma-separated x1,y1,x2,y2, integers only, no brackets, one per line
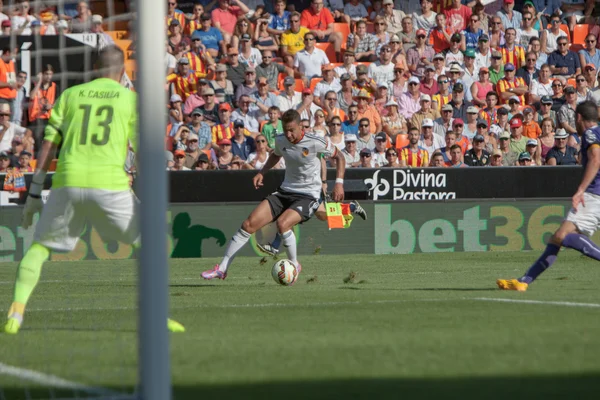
434,103,454,136
372,132,389,166
398,76,422,119
341,133,360,167
546,128,578,165
418,118,444,157
410,94,441,131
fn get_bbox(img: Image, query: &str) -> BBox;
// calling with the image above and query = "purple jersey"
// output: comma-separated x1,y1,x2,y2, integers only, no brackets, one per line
582,125,600,195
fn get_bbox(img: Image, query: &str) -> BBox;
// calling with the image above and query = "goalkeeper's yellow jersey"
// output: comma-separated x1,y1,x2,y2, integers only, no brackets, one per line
44,78,137,191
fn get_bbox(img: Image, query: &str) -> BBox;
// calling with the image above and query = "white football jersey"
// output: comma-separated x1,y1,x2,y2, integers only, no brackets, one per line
274,133,337,199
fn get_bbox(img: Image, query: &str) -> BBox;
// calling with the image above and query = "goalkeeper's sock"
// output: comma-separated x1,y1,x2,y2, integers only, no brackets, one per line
8,242,50,320
218,228,251,273
282,230,298,266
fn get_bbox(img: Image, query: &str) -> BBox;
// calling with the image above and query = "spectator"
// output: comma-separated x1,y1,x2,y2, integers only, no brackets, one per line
461,12,484,51
193,153,213,170
184,134,203,168
358,148,376,168
398,77,422,120
344,0,369,22
247,134,284,169
530,64,553,103
322,90,346,122
167,57,207,102
411,94,441,131
449,82,471,121
237,33,262,69
444,0,471,33
0,151,11,172
406,29,434,79
488,16,506,50
256,50,290,91
372,16,392,56
311,109,329,136
583,64,598,89
495,106,511,134
497,63,527,105
11,70,26,126
487,50,504,85
372,132,389,166
542,14,567,55
328,116,345,151
300,0,343,62
7,136,30,167
347,20,377,62
518,11,539,49
474,35,491,73
496,0,521,30
507,95,523,117
575,74,592,104
341,134,360,167
354,89,382,134
526,138,542,165
383,147,401,167
0,48,16,111
471,67,493,108
251,77,279,121
478,91,499,127
431,74,451,111
354,64,377,95
429,13,452,54
341,104,360,135
356,117,375,151
235,68,258,103
184,3,204,36
167,20,186,53
278,76,302,113
530,37,548,69
516,51,539,88
231,121,256,161
400,127,430,167
196,14,225,59
294,32,330,85
462,106,479,140
508,117,527,153
210,64,234,105
368,45,395,87
216,138,235,169
489,149,503,166
280,12,310,65
413,0,437,32
0,20,10,36
579,34,600,72
261,107,283,148
212,0,250,43
476,119,497,152
434,103,454,137
537,118,557,159
418,118,444,156
420,66,439,97
17,151,32,172
558,85,578,135
390,63,408,99
548,37,581,79
198,87,219,125
522,107,542,138
314,64,341,106
545,129,578,165
517,151,533,166
500,28,525,70
335,51,357,80
464,134,490,166
187,110,212,151
268,0,291,37
550,78,567,112
498,131,518,165
183,80,209,116
232,95,261,135
448,144,468,167
445,34,464,66
461,49,478,97
166,0,186,30
452,118,470,153
296,90,322,125
211,103,237,147
380,0,405,33
169,94,184,126
171,125,190,152
438,130,456,166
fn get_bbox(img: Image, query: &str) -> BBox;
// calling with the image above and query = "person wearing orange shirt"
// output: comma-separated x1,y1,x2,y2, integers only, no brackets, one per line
452,118,470,154
522,107,541,139
400,128,429,167
166,57,208,102
28,65,57,151
354,89,382,135
429,14,452,54
300,0,343,62
0,48,16,111
321,90,346,122
496,63,527,105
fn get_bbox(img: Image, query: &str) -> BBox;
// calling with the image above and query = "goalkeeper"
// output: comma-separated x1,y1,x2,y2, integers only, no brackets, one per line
4,46,184,334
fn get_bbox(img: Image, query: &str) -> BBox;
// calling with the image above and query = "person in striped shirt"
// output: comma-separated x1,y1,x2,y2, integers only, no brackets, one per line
167,58,208,102
500,28,526,69
400,128,429,167
496,63,527,105
478,91,500,127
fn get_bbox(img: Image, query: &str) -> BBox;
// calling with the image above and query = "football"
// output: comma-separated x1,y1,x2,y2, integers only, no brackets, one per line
271,259,298,286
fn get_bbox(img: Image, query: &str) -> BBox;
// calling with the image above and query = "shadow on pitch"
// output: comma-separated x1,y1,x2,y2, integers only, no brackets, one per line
4,374,600,400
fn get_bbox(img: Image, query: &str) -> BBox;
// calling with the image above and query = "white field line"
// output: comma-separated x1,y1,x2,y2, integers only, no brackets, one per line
0,362,126,398
472,297,600,308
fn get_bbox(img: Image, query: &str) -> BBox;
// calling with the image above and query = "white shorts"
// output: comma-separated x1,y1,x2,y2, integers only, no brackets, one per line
565,192,600,237
34,187,140,252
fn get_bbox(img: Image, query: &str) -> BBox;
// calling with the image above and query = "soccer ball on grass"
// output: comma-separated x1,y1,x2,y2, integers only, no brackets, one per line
271,259,298,286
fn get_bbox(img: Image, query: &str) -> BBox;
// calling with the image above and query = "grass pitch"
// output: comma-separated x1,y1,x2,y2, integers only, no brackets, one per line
1,251,600,399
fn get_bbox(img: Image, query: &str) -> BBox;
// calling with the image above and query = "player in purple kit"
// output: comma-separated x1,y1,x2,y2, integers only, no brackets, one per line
497,101,600,291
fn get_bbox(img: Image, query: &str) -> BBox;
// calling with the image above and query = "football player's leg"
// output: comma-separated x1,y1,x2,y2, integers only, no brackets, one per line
6,188,83,334
560,195,600,261
276,208,303,268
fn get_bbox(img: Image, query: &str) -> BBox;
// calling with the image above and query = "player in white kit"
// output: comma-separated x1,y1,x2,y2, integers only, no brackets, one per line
201,109,346,280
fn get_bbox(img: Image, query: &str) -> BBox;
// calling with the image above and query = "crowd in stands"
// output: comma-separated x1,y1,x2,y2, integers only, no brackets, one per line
165,0,600,170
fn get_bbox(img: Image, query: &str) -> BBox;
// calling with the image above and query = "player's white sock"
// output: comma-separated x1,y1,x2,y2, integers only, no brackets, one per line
281,230,298,266
218,229,251,273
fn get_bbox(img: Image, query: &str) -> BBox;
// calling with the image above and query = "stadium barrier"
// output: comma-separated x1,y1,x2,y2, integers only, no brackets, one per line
0,166,582,205
0,199,588,262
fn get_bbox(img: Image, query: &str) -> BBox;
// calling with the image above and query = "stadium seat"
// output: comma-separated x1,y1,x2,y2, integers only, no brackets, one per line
315,42,336,61
309,79,321,92
567,78,576,87
366,23,374,33
333,22,350,38
573,24,590,45
277,72,286,91
294,79,304,92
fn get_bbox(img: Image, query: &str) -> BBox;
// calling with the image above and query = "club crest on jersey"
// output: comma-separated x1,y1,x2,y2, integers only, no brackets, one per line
302,147,309,157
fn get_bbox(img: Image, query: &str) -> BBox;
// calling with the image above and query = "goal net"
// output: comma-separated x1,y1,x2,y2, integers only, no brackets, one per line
0,0,167,399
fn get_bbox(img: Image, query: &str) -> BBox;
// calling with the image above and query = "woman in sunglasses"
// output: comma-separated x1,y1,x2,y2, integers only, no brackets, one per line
382,147,401,168
575,74,592,104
